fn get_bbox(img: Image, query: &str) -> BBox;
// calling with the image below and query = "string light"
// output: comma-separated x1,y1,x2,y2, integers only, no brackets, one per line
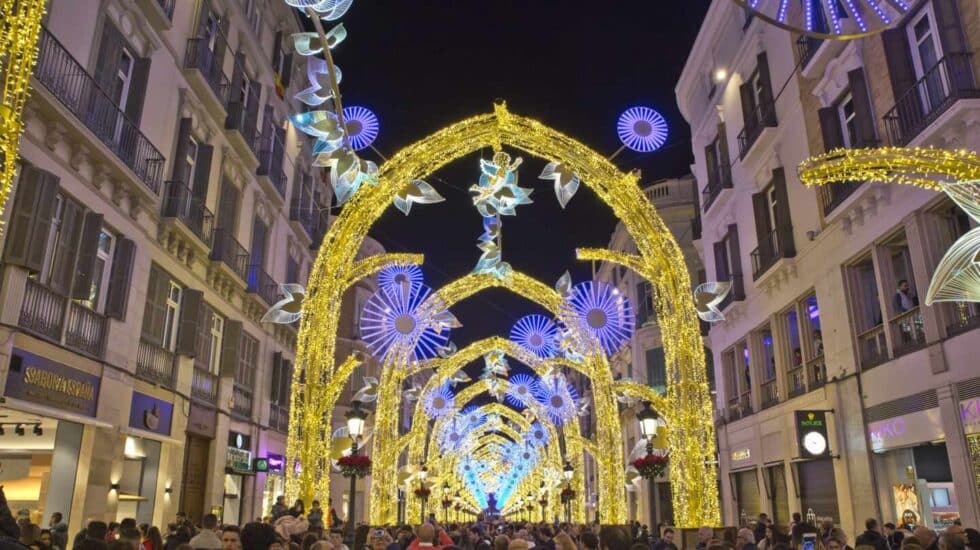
289,102,720,527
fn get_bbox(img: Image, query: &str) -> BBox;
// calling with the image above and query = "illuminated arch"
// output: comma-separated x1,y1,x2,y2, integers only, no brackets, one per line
290,102,719,526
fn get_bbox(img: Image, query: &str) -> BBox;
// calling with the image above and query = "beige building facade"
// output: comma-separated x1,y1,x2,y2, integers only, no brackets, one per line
677,0,980,535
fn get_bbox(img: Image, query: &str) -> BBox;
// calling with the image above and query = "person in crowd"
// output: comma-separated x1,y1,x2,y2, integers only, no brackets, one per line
508,541,528,550
143,528,164,550
40,529,54,550
696,526,714,550
652,529,677,550
306,503,323,536
220,528,240,550
493,536,509,550
735,529,756,550
883,524,903,550
552,533,575,550
407,524,453,550
913,527,938,550
856,519,888,550
597,526,630,550
118,528,142,550
240,523,281,550
754,515,770,546
938,532,965,550
901,537,924,550
894,280,918,313
271,499,288,522
165,527,193,550
49,514,68,550
288,502,305,519
580,533,597,550
188,515,222,550
326,501,341,531
107,525,121,543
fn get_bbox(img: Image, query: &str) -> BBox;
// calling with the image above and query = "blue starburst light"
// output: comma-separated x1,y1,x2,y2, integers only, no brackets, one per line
377,264,424,290
359,283,451,363
423,384,455,419
534,374,579,426
617,107,669,153
558,280,635,356
461,406,486,429
342,106,380,151
524,421,549,448
505,374,539,408
510,314,559,358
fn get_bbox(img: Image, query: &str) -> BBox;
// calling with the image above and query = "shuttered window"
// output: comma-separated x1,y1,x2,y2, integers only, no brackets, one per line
3,164,59,272
645,348,666,395
733,469,762,517
270,352,292,405
767,464,789,526
237,332,258,387
797,458,839,523
141,264,182,349
104,237,135,320
714,224,745,303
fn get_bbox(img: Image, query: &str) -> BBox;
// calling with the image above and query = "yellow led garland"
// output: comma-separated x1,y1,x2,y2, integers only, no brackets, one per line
292,102,720,527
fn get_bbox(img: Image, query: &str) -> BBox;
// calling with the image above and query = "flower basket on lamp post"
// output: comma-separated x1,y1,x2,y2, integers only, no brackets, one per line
560,487,575,503
337,455,372,478
631,454,668,480
414,487,431,499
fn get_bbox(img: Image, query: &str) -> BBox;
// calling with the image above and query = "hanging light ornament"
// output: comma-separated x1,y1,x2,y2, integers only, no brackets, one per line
510,314,559,359
732,0,920,39
438,417,468,453
617,107,668,153
423,383,456,419
284,0,354,20
505,374,539,408
534,374,579,426
461,406,486,429
558,281,635,356
524,421,550,448
359,283,456,364
377,264,424,290
342,106,380,151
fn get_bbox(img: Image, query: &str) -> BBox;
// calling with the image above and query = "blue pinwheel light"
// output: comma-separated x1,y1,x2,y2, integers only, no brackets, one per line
438,417,468,452
534,374,579,426
343,106,380,151
423,384,455,418
461,405,486,429
505,374,538,408
558,280,635,356
510,314,559,359
378,264,424,290
359,282,451,363
617,107,668,153
524,421,549,448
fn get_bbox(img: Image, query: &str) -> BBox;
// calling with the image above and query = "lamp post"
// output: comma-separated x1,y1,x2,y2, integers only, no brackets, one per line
344,401,368,545
562,461,574,523
637,401,663,529
441,482,450,523
418,465,428,524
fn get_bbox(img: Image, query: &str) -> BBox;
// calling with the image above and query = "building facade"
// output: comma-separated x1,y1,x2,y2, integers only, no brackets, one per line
0,0,378,532
586,175,707,529
677,0,980,534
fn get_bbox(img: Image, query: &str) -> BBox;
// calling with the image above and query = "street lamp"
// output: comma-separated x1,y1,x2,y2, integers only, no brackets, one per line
344,401,368,545
636,401,663,529
562,461,574,523
418,465,429,523
441,482,450,523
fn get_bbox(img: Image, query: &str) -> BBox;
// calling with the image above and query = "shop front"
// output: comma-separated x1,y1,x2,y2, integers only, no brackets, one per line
181,404,217,524
0,348,101,526
260,453,285,518
116,391,174,523
868,407,958,530
959,395,980,525
728,443,761,524
223,432,254,525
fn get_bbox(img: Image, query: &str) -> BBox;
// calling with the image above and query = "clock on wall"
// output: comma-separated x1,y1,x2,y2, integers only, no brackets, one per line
795,410,831,458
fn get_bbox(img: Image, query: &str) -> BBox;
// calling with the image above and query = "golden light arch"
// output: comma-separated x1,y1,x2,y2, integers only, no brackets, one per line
288,102,720,527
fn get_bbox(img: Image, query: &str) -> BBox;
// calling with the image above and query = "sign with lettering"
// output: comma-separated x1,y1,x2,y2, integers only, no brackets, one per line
128,392,173,436
731,448,751,462
266,454,285,473
187,403,217,438
962,398,980,435
226,447,253,474
5,349,100,416
867,408,943,452
795,410,830,458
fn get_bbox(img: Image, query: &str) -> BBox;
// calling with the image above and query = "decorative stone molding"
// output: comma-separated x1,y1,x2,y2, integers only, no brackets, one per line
812,41,864,107
105,0,158,57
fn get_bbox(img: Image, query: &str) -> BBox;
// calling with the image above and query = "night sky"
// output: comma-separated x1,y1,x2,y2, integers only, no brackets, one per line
329,1,711,357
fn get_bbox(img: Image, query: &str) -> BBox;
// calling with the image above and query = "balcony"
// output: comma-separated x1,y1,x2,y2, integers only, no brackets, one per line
161,181,214,247
751,228,786,280
737,100,778,161
818,180,864,217
257,145,287,199
787,365,806,398
232,384,253,420
136,0,174,30
289,203,317,239
701,166,732,212
19,279,66,344
889,307,926,357
760,379,779,409
726,392,754,421
33,28,164,194
65,303,107,358
806,356,826,391
946,303,980,338
136,339,176,388
183,38,230,116
225,92,260,164
270,403,290,433
796,35,823,69
884,54,980,146
210,228,250,282
857,324,888,370
191,368,219,405
247,265,279,306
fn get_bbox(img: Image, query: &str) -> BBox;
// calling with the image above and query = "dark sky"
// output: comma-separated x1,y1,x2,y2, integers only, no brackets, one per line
329,1,710,356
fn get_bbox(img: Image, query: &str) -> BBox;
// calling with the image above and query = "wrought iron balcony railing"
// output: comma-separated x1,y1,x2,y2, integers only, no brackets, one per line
191,368,219,404
210,228,250,282
247,265,279,306
19,278,66,344
162,181,215,247
738,99,778,159
184,38,231,109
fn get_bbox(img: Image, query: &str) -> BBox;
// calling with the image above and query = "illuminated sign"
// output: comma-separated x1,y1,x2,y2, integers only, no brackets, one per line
731,448,751,462
6,350,100,416
796,410,830,458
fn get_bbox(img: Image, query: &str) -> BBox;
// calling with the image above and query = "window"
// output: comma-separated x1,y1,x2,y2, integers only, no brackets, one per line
714,224,744,303
645,348,666,396
112,48,134,114
208,313,223,375
185,136,198,184
82,230,115,311
723,340,752,418
907,5,942,81
242,0,260,34
846,253,887,368
205,13,220,51
837,92,858,148
163,281,181,351
237,72,252,128
40,194,66,283
237,333,258,386
928,200,980,333
286,254,299,284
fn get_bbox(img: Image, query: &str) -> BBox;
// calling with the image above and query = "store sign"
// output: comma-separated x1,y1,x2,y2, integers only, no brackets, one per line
961,398,980,435
266,454,285,473
187,404,217,438
226,447,253,474
868,408,943,452
795,410,830,458
5,349,100,416
253,457,269,472
731,448,751,462
128,392,173,435
228,431,251,450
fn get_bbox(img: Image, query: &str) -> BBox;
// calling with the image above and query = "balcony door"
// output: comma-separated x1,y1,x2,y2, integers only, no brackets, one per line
906,4,947,113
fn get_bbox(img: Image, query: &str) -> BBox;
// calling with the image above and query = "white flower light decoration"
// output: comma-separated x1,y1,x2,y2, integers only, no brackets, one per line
534,373,579,426
558,280,635,356
423,383,456,418
510,314,559,359
505,374,538,408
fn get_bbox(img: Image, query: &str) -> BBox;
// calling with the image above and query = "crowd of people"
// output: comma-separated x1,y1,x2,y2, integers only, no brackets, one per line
3,488,979,550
